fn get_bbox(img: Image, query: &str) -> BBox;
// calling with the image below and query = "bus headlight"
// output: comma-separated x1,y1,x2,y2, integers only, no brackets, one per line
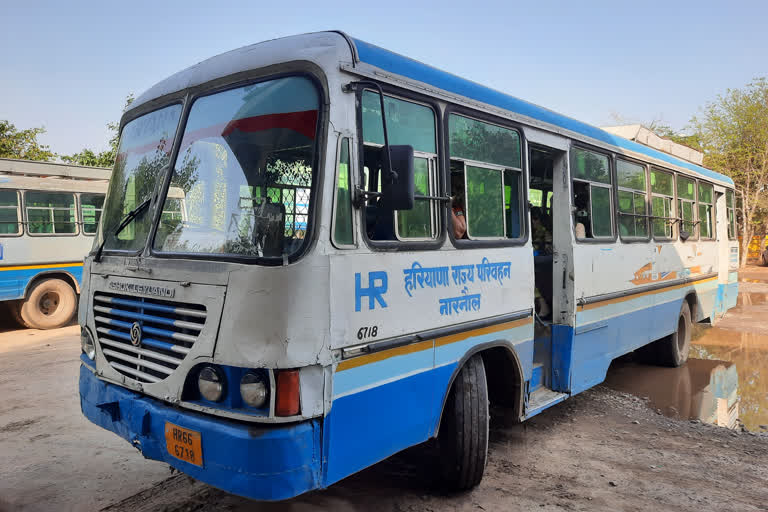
81,327,96,359
240,372,268,408
198,366,224,402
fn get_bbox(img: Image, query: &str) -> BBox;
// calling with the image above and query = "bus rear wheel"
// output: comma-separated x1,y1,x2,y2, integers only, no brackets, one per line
19,278,77,330
645,301,692,367
438,353,489,491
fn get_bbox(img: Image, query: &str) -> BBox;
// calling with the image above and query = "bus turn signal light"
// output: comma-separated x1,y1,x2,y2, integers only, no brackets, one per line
275,370,300,417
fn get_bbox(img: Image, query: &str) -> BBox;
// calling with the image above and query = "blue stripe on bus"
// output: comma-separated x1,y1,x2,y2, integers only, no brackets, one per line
100,296,183,315
99,308,183,328
101,328,179,353
0,264,83,301
351,38,733,186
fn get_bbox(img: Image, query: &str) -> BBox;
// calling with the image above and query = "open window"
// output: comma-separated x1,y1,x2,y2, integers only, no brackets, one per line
332,137,355,247
677,175,697,240
616,159,648,239
571,147,613,240
651,168,676,240
448,113,523,242
361,91,438,242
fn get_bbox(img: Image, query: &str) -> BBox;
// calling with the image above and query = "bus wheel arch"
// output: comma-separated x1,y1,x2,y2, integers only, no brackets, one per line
435,342,525,436
434,343,524,490
17,274,78,330
684,292,698,323
22,271,80,297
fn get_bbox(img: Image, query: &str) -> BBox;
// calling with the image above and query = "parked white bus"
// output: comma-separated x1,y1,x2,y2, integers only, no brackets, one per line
0,158,110,329
79,32,739,501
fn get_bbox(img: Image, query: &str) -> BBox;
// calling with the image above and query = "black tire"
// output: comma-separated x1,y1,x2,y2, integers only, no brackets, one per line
19,279,77,330
642,301,692,367
438,354,489,491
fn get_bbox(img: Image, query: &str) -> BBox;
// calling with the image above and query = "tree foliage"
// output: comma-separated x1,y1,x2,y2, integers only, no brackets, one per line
62,94,134,168
0,120,55,161
690,78,768,266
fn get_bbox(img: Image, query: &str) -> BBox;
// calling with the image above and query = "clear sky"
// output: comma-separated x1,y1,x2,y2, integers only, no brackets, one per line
2,0,766,157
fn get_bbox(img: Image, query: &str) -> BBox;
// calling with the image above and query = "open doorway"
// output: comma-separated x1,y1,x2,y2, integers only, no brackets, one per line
529,147,555,321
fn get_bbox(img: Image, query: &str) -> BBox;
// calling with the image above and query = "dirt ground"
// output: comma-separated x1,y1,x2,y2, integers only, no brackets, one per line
1,269,768,512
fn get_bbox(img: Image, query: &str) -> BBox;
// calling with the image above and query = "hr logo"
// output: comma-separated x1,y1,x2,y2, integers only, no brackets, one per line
355,271,388,311
130,322,143,346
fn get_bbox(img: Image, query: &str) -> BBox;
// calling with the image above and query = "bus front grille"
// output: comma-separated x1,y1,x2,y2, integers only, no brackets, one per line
92,292,207,383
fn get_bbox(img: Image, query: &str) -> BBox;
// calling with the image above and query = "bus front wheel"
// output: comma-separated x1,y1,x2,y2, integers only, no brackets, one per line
437,353,489,490
19,278,77,330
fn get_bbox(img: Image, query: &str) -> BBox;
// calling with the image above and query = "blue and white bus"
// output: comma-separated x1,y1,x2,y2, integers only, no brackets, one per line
0,158,110,329
79,32,739,501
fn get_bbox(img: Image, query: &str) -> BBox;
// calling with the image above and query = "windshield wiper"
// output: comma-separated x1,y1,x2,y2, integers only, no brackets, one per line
93,198,151,263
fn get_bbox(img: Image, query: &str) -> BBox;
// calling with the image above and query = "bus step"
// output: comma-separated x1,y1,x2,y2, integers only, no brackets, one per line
531,363,545,392
524,387,568,420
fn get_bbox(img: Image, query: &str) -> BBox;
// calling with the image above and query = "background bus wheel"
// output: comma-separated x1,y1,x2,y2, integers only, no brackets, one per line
20,279,76,330
438,353,489,491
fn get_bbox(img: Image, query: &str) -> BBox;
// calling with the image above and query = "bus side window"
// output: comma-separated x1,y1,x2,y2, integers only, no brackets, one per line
448,113,523,241
650,169,675,240
726,189,736,239
0,190,22,236
698,182,714,239
571,148,613,240
80,193,105,235
616,159,648,239
332,137,354,247
361,90,438,242
26,191,78,235
677,175,697,239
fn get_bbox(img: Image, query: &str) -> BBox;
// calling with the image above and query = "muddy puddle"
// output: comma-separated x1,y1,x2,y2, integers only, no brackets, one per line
606,319,768,432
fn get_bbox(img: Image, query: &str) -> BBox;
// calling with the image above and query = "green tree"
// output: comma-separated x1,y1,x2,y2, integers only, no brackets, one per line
62,94,134,168
690,78,768,266
0,120,55,161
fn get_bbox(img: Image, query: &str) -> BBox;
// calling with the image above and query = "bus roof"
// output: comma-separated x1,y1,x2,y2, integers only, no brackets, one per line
348,37,733,187
0,158,111,181
128,31,733,187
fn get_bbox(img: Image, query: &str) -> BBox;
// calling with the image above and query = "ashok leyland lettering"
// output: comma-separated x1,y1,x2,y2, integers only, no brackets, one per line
79,32,739,501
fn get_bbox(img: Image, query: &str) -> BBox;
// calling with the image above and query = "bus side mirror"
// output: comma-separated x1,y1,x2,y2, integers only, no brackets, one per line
381,145,415,210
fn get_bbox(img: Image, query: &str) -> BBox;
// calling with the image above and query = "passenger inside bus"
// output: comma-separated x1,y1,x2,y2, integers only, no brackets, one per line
450,171,467,239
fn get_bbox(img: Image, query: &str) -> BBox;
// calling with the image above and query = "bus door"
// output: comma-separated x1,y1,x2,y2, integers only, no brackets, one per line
528,143,574,404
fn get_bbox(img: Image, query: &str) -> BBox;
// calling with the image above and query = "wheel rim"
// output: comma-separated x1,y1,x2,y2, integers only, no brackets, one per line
38,291,60,316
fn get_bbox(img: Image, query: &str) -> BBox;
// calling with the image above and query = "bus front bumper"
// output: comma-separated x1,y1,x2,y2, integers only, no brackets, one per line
79,363,323,501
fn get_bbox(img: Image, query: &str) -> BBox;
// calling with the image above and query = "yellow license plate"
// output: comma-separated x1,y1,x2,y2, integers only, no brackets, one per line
165,422,203,467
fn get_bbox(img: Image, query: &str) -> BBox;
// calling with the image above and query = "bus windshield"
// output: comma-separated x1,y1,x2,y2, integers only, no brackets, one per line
153,76,320,259
100,104,182,252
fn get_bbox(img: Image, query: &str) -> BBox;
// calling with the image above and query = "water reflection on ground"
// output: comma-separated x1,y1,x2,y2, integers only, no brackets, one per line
606,298,768,431
690,322,768,431
605,357,740,428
